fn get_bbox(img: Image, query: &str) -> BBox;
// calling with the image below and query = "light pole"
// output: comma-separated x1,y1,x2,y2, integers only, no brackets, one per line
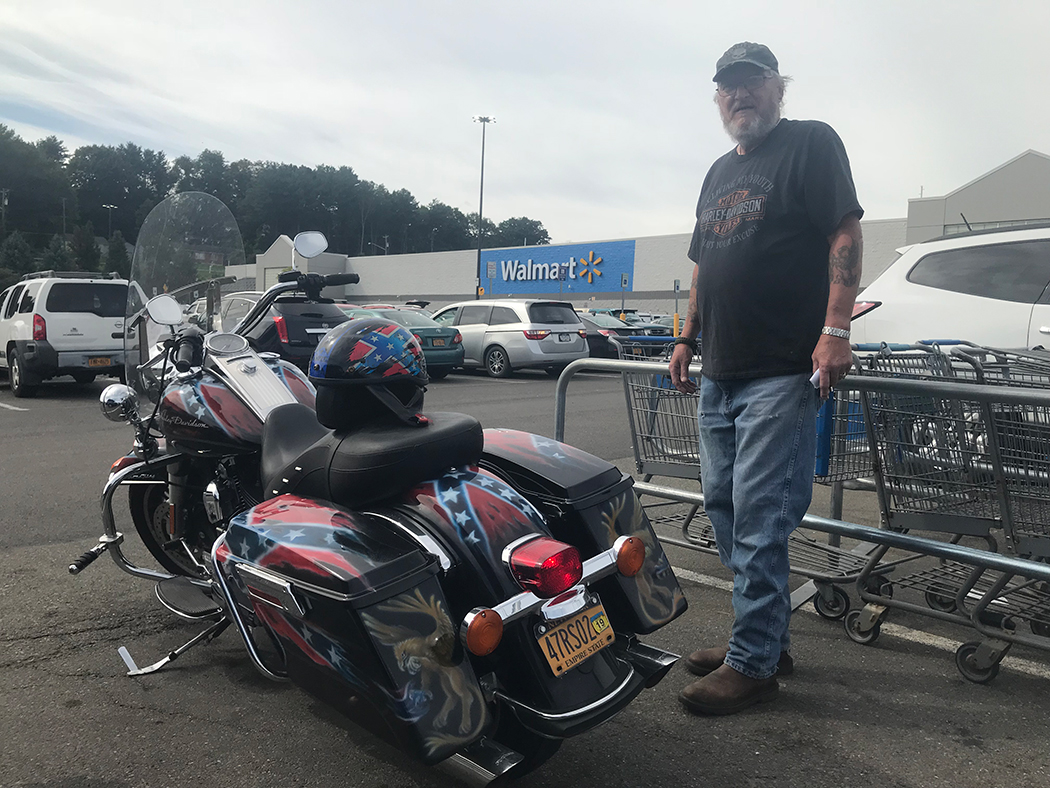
102,204,116,238
430,227,438,252
472,116,494,299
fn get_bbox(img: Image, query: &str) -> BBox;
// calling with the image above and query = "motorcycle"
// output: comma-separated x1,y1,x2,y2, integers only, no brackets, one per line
70,192,687,783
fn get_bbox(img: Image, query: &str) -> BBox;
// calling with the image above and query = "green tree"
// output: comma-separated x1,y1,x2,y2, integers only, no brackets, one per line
493,216,550,247
0,125,74,243
105,230,131,278
0,230,34,274
42,233,72,269
71,222,101,271
0,268,19,291
34,135,69,165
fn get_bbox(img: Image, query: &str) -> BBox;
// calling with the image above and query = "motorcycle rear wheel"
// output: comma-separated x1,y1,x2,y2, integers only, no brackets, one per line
129,483,204,577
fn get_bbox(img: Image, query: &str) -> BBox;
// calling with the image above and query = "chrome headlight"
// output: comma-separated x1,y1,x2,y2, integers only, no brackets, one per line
100,384,139,424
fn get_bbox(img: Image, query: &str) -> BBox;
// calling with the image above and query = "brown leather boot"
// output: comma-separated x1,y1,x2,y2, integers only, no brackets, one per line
685,646,794,677
678,663,779,716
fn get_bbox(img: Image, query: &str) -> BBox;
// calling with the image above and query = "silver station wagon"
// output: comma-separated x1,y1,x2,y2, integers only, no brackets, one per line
430,298,589,377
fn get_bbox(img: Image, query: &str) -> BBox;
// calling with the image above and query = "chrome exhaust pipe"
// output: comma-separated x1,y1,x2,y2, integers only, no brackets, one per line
436,738,523,787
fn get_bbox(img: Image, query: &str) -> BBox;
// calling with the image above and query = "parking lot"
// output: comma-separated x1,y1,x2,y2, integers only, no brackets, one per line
2,369,1050,788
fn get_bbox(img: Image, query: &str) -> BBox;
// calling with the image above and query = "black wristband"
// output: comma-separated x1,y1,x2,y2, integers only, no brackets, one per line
673,336,698,352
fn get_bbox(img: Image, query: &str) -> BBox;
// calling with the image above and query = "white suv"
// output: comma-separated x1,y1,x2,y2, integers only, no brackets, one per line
431,299,589,377
852,224,1050,349
0,271,128,397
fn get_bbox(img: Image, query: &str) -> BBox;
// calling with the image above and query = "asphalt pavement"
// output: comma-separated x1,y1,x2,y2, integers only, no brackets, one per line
1,369,1049,788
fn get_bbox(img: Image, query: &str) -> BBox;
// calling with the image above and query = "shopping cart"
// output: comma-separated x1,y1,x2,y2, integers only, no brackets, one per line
619,347,889,621
845,343,1050,681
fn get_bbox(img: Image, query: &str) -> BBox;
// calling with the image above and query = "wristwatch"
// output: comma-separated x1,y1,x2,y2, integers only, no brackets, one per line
821,326,850,340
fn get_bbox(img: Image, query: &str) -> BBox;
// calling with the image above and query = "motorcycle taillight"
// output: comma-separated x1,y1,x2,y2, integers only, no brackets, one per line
272,315,289,343
33,314,46,341
508,537,582,599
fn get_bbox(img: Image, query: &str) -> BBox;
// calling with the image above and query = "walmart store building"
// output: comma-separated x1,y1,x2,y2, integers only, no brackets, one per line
237,150,1050,314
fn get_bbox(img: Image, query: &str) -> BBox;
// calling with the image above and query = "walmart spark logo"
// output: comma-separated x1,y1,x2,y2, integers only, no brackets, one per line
578,251,603,284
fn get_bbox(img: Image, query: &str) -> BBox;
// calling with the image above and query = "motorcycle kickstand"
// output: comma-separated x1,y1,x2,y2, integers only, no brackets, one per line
118,616,231,676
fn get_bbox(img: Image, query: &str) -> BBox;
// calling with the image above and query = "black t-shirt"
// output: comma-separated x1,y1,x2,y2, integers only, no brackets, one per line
687,119,863,379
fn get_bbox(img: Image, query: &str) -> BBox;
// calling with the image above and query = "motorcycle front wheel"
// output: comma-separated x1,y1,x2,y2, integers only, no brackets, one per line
129,483,205,577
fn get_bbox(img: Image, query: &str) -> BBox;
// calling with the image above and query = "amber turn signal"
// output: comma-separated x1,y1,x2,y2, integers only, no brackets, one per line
615,536,646,577
464,608,504,656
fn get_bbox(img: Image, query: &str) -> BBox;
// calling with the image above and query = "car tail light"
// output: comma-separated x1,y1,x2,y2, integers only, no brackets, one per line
508,537,582,598
852,300,882,320
616,536,646,577
463,608,503,656
33,314,46,341
452,332,463,344
523,329,551,341
272,315,289,343
577,329,587,339
598,329,615,337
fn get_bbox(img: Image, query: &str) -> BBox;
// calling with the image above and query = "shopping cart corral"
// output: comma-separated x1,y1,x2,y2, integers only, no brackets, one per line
553,357,1050,682
614,351,884,621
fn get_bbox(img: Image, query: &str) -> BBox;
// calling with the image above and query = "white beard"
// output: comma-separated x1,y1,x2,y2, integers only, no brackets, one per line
724,113,780,151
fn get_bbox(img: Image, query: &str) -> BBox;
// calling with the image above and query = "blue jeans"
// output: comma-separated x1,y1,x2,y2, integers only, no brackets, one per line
697,372,818,680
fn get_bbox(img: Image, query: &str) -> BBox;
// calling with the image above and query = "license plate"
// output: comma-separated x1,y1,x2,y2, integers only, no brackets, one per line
537,604,614,676
433,338,446,346
88,356,111,367
558,333,571,342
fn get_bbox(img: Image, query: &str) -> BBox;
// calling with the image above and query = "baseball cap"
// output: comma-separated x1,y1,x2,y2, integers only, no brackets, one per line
713,42,779,82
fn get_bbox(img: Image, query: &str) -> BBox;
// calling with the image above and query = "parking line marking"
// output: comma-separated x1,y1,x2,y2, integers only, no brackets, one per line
672,566,1050,681
0,402,28,412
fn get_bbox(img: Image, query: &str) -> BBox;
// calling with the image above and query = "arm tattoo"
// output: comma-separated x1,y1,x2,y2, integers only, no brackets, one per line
829,239,861,287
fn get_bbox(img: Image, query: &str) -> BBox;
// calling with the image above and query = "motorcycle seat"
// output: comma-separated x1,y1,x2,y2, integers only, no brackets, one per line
261,403,484,508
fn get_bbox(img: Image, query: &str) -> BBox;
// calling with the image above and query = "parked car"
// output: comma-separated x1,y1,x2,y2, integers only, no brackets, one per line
185,291,266,332
360,302,433,317
578,313,641,358
0,271,127,397
851,224,1050,348
583,308,671,336
338,306,464,379
430,299,588,377
240,291,349,372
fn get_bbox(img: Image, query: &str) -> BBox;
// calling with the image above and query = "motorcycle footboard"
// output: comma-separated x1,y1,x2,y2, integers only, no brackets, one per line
217,495,492,765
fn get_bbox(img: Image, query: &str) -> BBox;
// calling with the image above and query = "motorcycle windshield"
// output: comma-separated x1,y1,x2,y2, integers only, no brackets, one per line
125,191,245,416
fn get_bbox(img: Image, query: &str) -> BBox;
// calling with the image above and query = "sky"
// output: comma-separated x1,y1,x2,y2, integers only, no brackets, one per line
2,1,1049,245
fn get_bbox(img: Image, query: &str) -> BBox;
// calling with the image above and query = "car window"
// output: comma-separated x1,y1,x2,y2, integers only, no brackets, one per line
489,306,519,325
907,240,1050,304
528,303,581,325
4,285,25,320
457,305,492,326
586,313,631,328
0,288,11,318
17,283,41,313
433,307,458,326
45,283,128,317
223,297,255,323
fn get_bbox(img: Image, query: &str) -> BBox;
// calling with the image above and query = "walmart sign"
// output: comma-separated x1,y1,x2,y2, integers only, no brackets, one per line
481,240,636,296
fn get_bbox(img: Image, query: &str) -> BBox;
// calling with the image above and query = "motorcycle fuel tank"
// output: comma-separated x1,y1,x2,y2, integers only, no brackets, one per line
157,358,315,455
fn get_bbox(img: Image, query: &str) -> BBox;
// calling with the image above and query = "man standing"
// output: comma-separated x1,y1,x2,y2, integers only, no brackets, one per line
669,42,862,715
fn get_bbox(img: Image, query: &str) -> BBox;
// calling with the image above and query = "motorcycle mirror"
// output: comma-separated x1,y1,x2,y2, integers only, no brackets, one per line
293,231,328,260
145,294,184,326
100,384,139,423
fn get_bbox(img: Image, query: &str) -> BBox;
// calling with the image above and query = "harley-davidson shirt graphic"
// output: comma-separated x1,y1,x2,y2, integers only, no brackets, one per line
687,119,863,379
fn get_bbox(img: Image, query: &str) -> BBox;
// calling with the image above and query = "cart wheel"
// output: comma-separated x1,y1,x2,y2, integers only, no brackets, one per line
844,609,881,645
863,576,894,598
924,589,957,613
814,586,850,620
955,641,1000,684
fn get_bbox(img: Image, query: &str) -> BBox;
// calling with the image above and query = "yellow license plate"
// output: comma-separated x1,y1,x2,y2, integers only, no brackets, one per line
88,357,111,367
537,604,614,676
433,338,446,346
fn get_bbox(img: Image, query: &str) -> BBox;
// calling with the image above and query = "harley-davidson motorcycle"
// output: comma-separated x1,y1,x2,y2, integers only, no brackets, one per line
70,192,686,783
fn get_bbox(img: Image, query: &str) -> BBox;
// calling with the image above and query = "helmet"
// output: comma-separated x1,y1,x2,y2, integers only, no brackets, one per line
308,317,429,430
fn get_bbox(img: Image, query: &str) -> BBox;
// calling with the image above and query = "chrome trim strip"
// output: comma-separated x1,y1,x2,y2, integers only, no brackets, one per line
494,666,636,721
500,533,543,567
234,563,307,617
364,510,454,571
222,555,359,603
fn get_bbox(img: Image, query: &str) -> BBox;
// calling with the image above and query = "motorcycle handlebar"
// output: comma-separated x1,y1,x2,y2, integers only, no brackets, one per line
173,328,204,372
323,273,360,286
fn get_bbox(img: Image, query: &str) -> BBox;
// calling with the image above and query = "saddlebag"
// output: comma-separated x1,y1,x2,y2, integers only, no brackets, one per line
218,494,491,765
480,429,687,633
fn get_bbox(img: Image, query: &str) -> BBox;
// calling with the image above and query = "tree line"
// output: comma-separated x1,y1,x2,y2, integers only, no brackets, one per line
0,124,550,290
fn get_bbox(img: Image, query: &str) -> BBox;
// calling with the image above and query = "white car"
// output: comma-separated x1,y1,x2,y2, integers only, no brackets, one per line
0,271,128,397
852,224,1050,349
